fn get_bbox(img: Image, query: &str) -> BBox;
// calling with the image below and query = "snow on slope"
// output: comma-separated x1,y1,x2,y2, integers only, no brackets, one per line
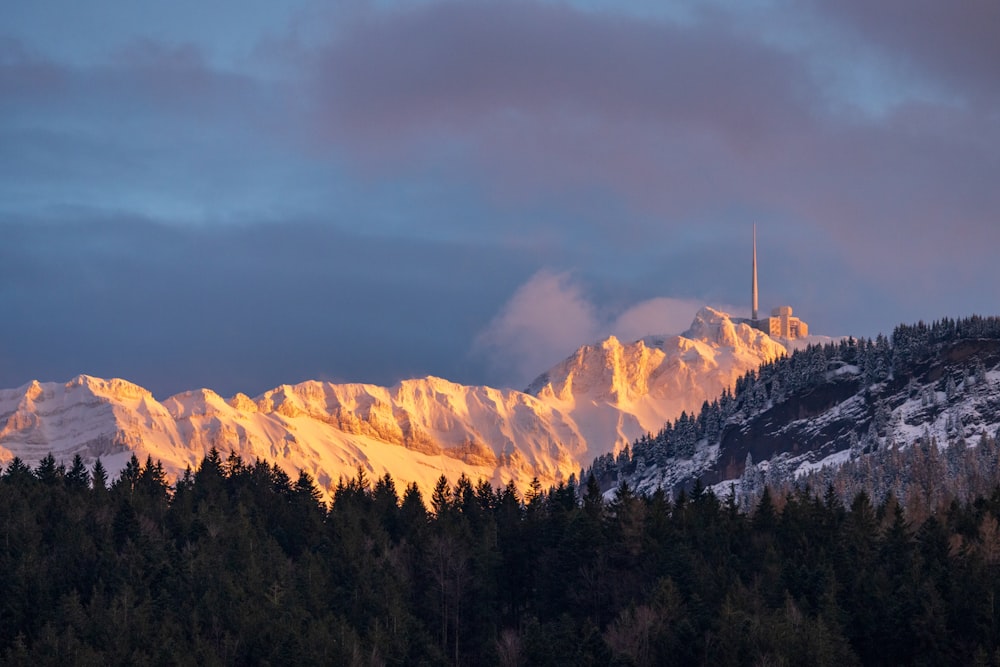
0,375,583,495
526,307,787,460
0,307,791,495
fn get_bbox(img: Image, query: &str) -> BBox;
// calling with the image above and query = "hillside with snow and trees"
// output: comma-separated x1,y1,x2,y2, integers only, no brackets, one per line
590,315,1000,515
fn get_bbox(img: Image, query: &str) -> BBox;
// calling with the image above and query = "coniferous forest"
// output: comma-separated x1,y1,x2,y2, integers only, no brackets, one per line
6,450,1000,665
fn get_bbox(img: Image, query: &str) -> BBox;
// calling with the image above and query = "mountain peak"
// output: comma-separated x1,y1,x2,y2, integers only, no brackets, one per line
681,306,790,358
683,306,739,346
65,374,153,401
521,306,791,457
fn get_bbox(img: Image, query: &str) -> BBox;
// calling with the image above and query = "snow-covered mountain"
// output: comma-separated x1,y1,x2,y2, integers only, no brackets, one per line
0,375,581,495
0,307,793,494
525,307,788,460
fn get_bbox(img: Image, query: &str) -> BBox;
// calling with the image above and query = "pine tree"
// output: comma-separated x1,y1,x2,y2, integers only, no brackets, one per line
294,470,325,508
138,456,169,501
583,474,603,519
399,482,428,532
114,454,141,495
34,454,62,485
90,458,108,492
2,457,33,485
65,454,90,491
431,475,453,517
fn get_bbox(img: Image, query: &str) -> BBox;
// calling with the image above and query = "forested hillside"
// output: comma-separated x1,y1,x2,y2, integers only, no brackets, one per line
6,450,1000,664
591,315,1000,507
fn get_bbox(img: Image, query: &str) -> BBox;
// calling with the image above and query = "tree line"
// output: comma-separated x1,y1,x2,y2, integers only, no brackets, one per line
5,450,1000,665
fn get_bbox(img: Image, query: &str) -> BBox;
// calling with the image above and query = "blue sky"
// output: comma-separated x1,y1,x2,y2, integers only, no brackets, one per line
2,0,998,397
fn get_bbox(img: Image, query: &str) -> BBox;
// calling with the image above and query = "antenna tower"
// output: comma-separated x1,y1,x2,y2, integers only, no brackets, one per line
752,224,759,321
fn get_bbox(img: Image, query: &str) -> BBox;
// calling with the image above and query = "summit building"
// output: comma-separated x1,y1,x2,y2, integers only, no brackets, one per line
740,225,809,340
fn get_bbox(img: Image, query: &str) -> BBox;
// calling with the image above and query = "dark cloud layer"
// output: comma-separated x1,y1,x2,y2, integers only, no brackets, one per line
313,2,818,218
1,1,998,395
0,216,535,397
819,0,1000,105
319,3,814,139
311,2,1000,268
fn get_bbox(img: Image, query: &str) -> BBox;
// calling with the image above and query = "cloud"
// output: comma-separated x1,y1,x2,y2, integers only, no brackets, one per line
611,298,707,342
316,1,811,139
473,271,714,389
0,216,535,398
0,37,321,224
473,272,599,388
304,0,1000,276
308,1,817,212
7,1,999,269
814,1,1000,106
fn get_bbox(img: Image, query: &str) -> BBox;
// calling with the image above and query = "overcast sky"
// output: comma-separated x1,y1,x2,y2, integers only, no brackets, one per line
2,0,998,397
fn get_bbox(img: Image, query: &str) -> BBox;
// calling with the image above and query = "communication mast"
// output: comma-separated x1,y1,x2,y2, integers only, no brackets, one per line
752,223,758,322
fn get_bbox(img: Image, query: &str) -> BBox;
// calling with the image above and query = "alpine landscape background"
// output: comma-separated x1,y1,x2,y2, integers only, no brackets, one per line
0,307,798,497
5,1,1000,663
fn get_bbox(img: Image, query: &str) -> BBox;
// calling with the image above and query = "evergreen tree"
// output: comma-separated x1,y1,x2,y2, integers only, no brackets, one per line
34,454,62,485
90,458,108,492
65,454,89,491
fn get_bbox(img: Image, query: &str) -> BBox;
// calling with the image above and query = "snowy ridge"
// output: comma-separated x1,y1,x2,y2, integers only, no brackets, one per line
0,375,581,496
0,308,789,495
